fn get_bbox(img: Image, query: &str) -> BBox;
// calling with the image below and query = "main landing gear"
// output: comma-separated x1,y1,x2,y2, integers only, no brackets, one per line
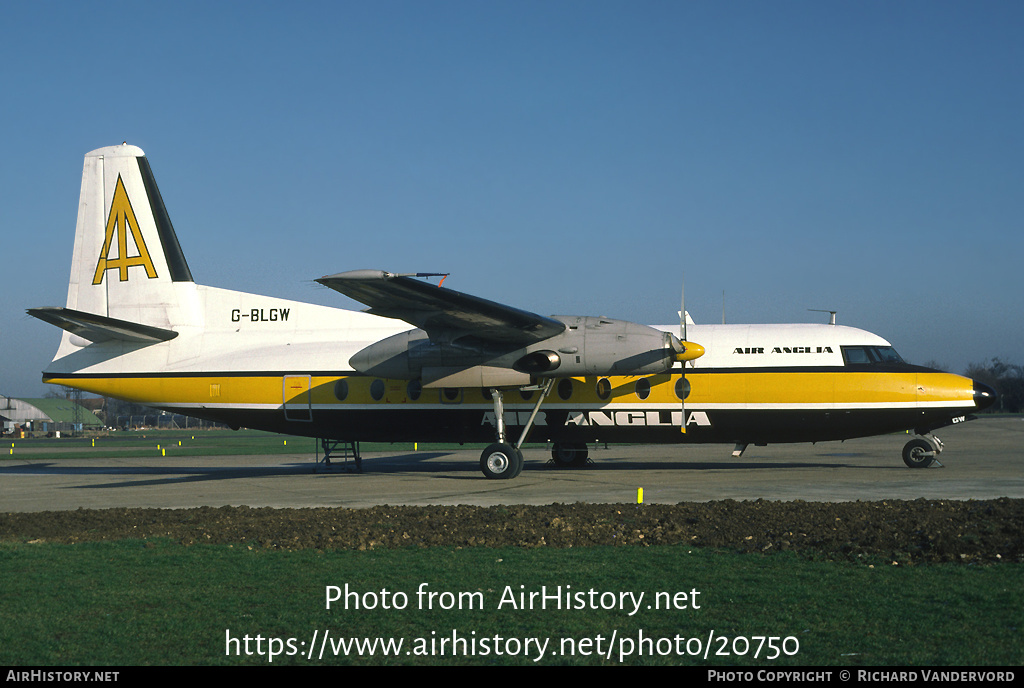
480,380,554,479
902,433,944,469
550,442,590,467
480,442,524,480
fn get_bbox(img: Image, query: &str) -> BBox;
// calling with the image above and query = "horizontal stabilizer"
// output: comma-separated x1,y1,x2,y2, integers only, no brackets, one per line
27,307,178,344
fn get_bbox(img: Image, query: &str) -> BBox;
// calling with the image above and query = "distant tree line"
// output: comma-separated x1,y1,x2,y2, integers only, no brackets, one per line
963,358,1024,414
100,397,228,430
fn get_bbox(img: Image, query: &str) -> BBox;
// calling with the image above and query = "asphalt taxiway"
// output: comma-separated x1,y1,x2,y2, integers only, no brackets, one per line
1,418,1021,512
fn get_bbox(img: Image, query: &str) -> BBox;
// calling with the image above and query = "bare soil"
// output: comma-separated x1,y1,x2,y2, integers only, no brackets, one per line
2,499,1022,564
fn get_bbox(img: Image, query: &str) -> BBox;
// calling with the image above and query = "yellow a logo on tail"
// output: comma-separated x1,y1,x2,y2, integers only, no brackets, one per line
92,175,158,284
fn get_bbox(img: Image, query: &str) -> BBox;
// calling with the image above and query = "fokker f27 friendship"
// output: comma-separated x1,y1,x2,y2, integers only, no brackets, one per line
30,144,997,479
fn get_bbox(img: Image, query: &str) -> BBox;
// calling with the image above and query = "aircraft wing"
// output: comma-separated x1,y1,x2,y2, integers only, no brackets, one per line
316,270,566,346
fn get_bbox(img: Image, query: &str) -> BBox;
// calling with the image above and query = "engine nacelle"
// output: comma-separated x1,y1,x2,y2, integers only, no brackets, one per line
348,315,682,385
538,316,679,377
513,350,561,373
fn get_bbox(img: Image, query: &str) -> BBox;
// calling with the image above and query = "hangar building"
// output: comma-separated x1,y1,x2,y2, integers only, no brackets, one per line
1,394,104,436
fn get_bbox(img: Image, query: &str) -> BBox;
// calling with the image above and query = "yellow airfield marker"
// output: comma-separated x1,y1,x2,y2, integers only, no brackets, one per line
637,488,644,504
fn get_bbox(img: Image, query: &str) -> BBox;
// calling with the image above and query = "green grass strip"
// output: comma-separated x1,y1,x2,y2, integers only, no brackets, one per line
2,429,454,460
1,541,1020,665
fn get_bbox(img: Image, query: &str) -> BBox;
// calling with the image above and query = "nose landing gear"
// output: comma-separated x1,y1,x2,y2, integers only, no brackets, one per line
902,433,944,468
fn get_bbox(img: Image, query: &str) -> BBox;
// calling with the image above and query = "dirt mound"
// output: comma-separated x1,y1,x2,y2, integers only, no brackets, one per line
2,498,1021,564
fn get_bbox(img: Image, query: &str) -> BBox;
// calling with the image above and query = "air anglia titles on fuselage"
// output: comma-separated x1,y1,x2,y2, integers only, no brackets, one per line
565,410,712,427
482,410,712,428
230,308,291,323
733,346,834,354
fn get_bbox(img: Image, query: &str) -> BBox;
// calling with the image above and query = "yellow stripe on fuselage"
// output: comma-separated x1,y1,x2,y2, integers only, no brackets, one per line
43,369,976,411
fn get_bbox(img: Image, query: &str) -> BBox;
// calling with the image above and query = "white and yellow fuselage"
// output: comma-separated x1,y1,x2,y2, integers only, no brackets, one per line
41,313,984,447
34,145,994,456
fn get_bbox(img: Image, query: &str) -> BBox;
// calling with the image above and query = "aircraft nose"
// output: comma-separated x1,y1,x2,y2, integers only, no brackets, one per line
973,380,998,412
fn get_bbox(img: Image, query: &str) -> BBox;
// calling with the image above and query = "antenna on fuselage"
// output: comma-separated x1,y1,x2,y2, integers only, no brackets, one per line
809,309,837,325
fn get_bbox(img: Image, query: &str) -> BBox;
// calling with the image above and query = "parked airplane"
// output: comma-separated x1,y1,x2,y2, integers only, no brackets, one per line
30,144,997,478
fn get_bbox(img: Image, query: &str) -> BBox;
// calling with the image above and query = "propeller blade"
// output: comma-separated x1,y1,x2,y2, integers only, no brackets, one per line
676,279,705,432
680,281,686,434
680,282,686,342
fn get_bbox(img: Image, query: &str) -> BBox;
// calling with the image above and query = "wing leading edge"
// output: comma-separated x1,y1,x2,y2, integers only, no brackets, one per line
317,270,566,346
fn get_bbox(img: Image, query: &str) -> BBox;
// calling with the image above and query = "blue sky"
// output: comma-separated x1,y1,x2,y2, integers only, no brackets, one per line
1,1,1021,397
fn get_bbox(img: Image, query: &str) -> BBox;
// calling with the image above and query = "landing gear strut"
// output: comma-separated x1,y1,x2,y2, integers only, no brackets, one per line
902,433,944,468
479,380,553,479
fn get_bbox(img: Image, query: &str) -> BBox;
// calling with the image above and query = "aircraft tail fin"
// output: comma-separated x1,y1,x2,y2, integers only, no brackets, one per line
62,143,197,328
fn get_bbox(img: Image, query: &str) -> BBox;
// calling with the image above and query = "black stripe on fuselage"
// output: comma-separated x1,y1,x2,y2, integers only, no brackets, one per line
154,404,973,447
43,362,944,380
48,365,971,446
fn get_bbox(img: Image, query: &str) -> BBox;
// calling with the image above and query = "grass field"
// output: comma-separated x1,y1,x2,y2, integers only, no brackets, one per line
2,429,450,460
3,428,1021,666
0,539,1020,666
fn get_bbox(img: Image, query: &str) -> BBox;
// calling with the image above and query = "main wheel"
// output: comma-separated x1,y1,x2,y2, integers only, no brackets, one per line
510,446,525,478
480,443,524,479
902,438,935,468
551,442,589,467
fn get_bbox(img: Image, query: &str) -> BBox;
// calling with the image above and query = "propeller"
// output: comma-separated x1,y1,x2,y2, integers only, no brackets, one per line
673,280,705,433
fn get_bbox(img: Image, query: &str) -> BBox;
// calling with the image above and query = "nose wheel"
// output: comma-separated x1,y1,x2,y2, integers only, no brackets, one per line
902,434,944,468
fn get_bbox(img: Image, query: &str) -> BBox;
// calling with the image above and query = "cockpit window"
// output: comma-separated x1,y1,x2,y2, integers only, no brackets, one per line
842,346,906,366
872,347,905,364
844,347,871,365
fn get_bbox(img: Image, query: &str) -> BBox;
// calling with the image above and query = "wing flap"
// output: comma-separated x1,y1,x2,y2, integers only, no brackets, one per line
27,307,178,344
317,270,565,346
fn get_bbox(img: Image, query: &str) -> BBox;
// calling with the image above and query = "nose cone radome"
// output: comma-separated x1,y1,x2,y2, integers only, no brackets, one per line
973,381,998,412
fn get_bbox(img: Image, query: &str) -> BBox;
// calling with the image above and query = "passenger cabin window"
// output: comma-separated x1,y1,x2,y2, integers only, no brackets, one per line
557,378,574,400
841,346,906,366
